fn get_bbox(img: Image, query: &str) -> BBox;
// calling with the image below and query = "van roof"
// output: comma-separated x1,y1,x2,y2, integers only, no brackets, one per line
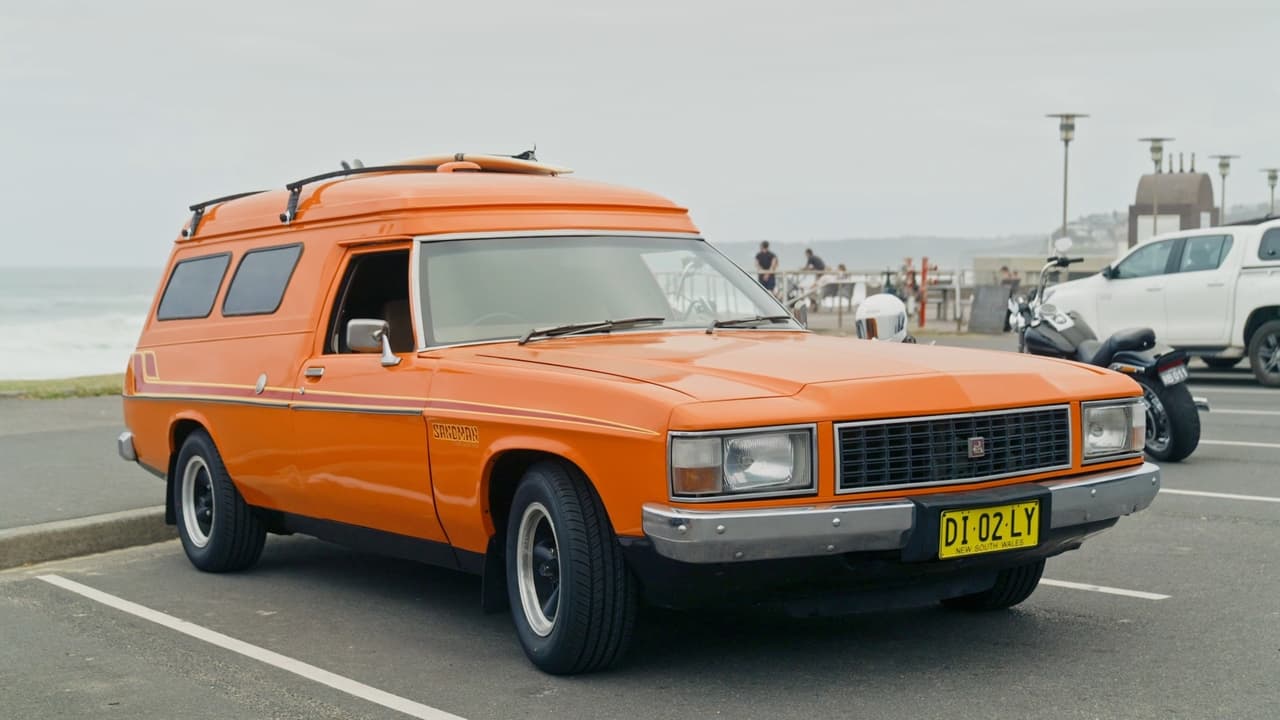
177,168,689,242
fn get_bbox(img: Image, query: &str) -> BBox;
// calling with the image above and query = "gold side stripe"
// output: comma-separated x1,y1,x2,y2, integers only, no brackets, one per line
130,392,290,408
428,406,659,436
133,351,657,434
129,392,657,435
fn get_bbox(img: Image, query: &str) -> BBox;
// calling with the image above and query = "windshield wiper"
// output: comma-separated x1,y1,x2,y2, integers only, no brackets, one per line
518,316,667,345
708,314,794,333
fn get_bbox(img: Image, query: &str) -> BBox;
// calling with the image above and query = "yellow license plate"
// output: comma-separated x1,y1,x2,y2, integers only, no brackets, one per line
938,501,1040,559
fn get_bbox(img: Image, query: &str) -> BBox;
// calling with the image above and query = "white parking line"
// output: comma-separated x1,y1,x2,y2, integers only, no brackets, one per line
1160,488,1280,504
1209,409,1280,416
1188,386,1278,395
1040,578,1169,600
1200,439,1280,450
35,574,465,720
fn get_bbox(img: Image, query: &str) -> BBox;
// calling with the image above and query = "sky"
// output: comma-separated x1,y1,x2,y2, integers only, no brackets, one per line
2,0,1277,267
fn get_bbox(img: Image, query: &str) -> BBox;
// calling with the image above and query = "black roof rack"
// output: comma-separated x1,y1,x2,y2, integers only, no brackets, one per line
182,190,267,238
278,164,440,224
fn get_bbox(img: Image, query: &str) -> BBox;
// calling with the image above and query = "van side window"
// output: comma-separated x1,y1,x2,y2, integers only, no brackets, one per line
223,244,303,316
326,250,413,354
156,253,231,320
1260,229,1280,261
1176,235,1232,273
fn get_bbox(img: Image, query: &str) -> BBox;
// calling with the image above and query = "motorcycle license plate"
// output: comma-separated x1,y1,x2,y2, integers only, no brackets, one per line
938,501,1040,559
1159,363,1189,387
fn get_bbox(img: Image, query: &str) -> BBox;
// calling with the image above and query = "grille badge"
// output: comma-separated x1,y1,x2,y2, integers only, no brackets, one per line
967,436,986,459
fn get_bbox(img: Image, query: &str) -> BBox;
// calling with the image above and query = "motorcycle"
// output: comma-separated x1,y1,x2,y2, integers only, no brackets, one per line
1009,239,1207,462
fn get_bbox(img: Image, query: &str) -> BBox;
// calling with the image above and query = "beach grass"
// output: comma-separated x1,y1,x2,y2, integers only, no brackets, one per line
0,373,124,400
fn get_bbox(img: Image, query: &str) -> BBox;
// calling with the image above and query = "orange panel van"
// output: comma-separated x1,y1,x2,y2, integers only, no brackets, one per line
118,153,1159,674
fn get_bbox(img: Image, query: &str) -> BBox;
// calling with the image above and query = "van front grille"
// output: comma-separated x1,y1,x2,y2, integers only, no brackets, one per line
836,406,1071,493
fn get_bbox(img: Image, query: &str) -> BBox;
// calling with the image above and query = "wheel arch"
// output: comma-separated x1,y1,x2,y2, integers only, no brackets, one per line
1243,306,1280,347
479,444,598,613
164,412,215,525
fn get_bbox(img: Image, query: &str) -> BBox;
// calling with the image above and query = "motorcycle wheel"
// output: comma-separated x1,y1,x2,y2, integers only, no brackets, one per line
1137,377,1200,462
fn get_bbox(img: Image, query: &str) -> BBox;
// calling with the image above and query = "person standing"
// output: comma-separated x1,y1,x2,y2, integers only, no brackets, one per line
755,241,779,293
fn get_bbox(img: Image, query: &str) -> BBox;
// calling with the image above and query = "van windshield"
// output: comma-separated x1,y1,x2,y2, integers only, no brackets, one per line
416,234,795,346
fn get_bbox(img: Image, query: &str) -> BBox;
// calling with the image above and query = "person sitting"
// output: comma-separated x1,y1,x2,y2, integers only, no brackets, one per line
803,248,826,272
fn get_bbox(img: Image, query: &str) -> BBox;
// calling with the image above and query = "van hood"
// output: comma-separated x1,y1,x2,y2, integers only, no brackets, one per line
471,331,1123,402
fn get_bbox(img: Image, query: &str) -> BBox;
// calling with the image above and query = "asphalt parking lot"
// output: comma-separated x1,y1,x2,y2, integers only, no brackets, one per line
2,353,1277,719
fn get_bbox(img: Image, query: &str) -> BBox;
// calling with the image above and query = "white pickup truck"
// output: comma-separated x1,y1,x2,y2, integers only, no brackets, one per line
1042,218,1280,386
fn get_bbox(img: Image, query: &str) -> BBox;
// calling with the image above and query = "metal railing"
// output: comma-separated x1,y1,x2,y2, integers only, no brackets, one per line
762,269,973,330
653,267,982,331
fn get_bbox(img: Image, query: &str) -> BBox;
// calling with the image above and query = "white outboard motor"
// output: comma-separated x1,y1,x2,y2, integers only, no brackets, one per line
855,294,913,343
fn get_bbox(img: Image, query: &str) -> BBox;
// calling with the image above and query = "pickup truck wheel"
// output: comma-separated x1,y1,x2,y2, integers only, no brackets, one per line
1248,320,1280,387
1201,357,1241,370
1138,377,1200,462
505,461,637,674
940,559,1045,611
174,430,266,572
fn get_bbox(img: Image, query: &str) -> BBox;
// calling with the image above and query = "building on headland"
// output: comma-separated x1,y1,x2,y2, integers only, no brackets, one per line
1127,170,1217,247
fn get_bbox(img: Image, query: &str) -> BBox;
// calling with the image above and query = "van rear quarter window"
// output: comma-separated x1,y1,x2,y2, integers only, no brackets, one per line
222,244,303,316
156,253,231,320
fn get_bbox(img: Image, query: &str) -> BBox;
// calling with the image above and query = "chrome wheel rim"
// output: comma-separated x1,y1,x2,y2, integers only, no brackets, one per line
516,502,560,638
181,456,215,548
1142,385,1171,455
1259,332,1280,377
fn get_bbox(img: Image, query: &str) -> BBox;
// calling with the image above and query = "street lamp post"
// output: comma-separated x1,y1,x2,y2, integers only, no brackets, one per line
1139,137,1174,239
1263,168,1279,216
1047,113,1087,255
1210,154,1239,224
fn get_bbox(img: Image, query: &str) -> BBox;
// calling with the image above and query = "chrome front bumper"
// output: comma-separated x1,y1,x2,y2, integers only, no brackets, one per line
642,462,1160,564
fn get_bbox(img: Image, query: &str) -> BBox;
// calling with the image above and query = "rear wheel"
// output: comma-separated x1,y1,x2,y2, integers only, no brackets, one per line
1248,320,1280,387
1201,357,1241,370
174,430,266,572
505,461,637,674
941,559,1045,611
1137,377,1200,462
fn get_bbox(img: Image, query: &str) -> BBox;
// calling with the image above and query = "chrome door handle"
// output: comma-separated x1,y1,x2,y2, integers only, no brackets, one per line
304,366,325,378
1207,282,1225,287
1145,287,1162,292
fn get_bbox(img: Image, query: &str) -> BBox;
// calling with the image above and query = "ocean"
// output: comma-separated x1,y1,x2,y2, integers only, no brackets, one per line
0,267,162,380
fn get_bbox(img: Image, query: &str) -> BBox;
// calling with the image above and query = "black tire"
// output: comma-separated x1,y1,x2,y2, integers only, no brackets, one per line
1201,357,1241,370
174,430,266,572
1247,320,1280,387
940,559,1045,611
504,461,637,675
1137,377,1200,462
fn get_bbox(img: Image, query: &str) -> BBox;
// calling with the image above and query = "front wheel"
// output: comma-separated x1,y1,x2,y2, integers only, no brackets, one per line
505,461,637,674
1137,377,1200,462
1248,320,1280,387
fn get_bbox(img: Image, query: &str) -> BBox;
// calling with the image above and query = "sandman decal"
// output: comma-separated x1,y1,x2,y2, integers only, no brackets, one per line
431,422,479,445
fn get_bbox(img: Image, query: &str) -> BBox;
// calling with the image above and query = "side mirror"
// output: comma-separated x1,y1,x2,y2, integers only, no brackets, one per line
346,319,402,367
792,303,808,328
1100,265,1113,279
